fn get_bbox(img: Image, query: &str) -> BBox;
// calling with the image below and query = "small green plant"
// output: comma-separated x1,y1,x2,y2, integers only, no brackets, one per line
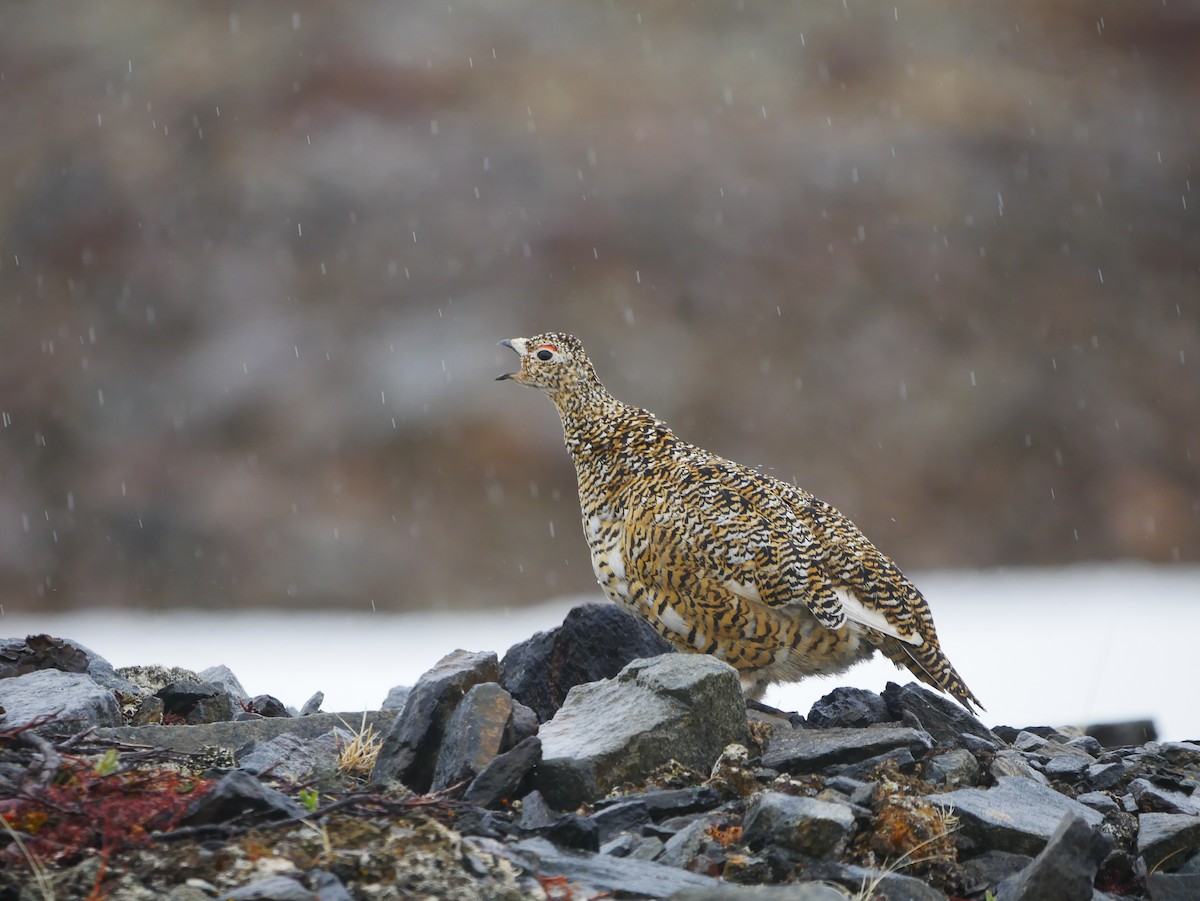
92,749,120,777
298,787,320,813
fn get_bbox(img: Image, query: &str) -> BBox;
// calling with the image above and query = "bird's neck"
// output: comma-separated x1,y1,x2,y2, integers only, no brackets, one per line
552,381,669,498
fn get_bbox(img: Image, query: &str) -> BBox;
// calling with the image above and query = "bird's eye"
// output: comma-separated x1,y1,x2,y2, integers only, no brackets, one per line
536,349,554,361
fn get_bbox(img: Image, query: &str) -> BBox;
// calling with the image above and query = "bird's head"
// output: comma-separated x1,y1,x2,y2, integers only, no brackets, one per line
496,332,596,397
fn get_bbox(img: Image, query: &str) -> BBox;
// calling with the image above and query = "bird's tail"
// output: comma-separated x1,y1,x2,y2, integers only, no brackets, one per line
879,636,985,714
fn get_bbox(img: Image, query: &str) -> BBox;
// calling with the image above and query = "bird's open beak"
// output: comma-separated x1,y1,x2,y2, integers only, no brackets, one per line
496,338,520,381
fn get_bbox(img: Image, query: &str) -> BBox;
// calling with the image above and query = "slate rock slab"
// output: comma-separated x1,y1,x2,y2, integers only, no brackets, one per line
995,812,1112,901
0,668,122,733
0,634,140,694
762,724,933,774
668,887,846,901
370,649,500,791
798,859,950,901
500,602,674,722
182,769,306,826
462,735,543,809
224,875,317,901
927,776,1104,856
807,686,890,729
533,654,747,809
236,728,351,784
742,791,856,859
431,682,515,791
882,681,1001,747
473,835,718,898
1137,812,1200,873
93,710,398,755
1146,873,1200,901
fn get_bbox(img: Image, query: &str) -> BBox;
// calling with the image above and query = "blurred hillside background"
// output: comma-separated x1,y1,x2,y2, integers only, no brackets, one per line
1,1,1197,615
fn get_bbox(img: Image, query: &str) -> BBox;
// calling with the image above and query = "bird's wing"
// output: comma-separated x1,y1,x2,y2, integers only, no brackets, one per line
618,454,870,638
793,493,931,646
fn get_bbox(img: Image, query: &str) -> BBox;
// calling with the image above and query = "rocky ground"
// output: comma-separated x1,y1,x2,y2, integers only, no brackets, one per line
1,605,1198,901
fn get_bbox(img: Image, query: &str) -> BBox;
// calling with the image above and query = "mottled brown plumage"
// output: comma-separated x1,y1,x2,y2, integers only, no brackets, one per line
497,332,983,712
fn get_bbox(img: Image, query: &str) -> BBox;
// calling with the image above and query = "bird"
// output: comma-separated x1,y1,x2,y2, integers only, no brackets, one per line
496,332,983,712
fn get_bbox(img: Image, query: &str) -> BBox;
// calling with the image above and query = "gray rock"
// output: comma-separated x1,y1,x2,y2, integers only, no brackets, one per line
431,682,515,791
591,798,652,842
882,681,1001,747
1014,730,1047,752
1076,791,1120,814
995,812,1112,901
0,668,121,733
926,776,1104,856
594,787,723,819
1086,761,1127,791
1138,812,1200,873
309,870,353,901
799,859,949,901
224,875,317,901
833,746,918,780
1042,754,1090,780
300,692,324,716
533,654,747,809
118,664,205,695
990,750,1049,784
463,736,542,809
247,695,290,718
669,887,845,901
156,681,238,724
958,850,1033,895
381,684,410,710
473,835,718,897
500,602,675,722
516,790,600,851
1066,735,1103,756
1131,778,1200,816
198,664,249,701
742,791,856,859
924,748,980,787
762,724,933,773
182,769,306,826
370,648,501,790
93,710,398,755
237,728,351,783
1145,873,1200,901
657,812,732,869
807,686,890,728
0,634,140,695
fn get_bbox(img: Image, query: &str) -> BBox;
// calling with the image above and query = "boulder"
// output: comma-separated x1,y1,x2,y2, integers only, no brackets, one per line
198,664,250,701
742,792,857,859
762,724,933,774
926,776,1104,856
0,634,139,695
807,686,890,729
462,736,543,809
237,728,352,783
474,835,718,898
1137,812,1200,873
431,682,515,791
0,668,121,733
500,602,674,722
370,649,500,790
181,769,306,826
996,812,1112,901
532,654,747,809
882,681,1001,747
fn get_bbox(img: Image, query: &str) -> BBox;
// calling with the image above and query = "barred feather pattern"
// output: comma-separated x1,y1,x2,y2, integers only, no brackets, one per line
497,332,983,712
